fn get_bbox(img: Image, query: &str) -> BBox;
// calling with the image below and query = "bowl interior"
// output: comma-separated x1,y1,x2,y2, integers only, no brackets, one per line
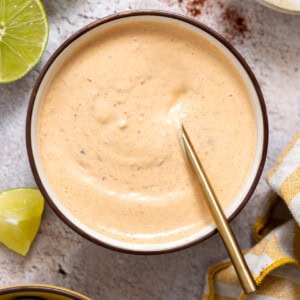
28,12,267,253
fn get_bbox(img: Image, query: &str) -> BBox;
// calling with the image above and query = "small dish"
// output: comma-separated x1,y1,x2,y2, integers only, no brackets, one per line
256,0,300,14
0,284,89,300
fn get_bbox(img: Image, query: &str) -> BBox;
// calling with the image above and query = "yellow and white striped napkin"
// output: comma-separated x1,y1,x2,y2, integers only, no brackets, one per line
202,130,300,300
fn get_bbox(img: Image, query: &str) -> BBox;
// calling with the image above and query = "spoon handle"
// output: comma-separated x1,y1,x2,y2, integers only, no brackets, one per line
181,125,257,294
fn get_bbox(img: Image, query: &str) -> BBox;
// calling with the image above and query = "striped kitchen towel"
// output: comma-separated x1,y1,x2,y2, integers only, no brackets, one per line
202,130,300,300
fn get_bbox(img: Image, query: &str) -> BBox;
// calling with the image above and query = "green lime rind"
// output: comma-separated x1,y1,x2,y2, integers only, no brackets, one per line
0,0,49,84
0,188,44,256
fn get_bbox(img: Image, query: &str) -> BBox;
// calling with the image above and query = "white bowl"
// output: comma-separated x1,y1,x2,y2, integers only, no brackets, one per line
26,11,268,254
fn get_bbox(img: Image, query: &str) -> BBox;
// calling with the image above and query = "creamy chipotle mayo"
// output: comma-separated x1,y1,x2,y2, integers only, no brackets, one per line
38,21,256,244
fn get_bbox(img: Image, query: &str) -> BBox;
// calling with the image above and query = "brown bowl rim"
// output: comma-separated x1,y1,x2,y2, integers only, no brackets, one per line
26,10,269,255
0,284,89,299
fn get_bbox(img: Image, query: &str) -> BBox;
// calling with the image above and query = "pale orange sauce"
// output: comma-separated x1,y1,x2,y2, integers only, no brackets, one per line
38,21,256,244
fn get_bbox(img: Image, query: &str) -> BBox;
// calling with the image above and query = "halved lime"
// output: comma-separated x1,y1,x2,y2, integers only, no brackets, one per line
0,188,44,256
0,0,49,83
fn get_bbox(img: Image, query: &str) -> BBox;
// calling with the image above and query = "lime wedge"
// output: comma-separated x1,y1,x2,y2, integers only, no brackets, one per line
0,0,49,83
0,188,44,256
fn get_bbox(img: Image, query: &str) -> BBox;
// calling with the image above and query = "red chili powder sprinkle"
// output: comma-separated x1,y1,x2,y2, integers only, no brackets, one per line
176,0,248,42
221,6,248,39
186,0,206,17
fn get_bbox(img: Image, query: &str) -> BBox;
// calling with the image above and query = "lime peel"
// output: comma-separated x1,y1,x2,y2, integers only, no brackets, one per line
0,0,49,83
0,188,44,256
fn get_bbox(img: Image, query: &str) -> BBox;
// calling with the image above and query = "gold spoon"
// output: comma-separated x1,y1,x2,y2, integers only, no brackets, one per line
180,124,257,294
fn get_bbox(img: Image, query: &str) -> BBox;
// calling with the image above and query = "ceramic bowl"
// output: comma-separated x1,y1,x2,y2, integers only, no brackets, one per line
0,284,89,300
256,0,300,14
26,11,268,254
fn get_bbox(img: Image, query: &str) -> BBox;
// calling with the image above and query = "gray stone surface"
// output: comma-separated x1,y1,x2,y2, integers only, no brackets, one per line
0,0,299,299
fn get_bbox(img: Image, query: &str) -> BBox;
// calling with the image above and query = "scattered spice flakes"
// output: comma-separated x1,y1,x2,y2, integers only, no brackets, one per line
185,0,206,17
177,0,223,17
175,0,249,45
221,6,249,41
187,0,205,17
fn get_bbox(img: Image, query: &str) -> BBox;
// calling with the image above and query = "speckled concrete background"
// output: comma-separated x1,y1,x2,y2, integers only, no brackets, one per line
0,0,299,299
